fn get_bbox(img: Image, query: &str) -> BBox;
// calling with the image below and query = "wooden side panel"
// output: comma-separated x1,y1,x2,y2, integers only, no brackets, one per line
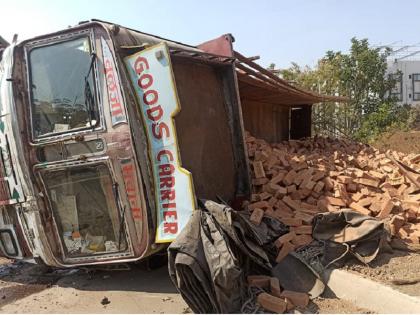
172,59,237,201
241,99,289,143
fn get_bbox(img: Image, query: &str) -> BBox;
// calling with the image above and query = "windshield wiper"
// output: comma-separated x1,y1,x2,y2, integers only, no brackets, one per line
112,182,126,251
84,52,97,129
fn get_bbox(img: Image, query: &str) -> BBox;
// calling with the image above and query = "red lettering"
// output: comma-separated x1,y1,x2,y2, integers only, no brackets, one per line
146,105,163,121
132,208,141,219
163,209,178,234
122,162,142,221
107,73,117,91
104,60,112,71
142,90,158,105
163,203,176,208
134,56,149,75
164,221,178,234
161,189,175,201
157,149,174,162
159,164,175,177
160,176,175,189
138,73,153,89
164,210,178,219
152,122,170,139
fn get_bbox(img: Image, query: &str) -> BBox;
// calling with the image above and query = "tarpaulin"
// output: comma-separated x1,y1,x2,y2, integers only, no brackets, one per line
168,200,277,313
312,209,388,266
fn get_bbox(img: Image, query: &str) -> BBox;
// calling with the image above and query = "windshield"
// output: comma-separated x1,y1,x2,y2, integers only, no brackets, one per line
28,37,98,138
42,164,127,258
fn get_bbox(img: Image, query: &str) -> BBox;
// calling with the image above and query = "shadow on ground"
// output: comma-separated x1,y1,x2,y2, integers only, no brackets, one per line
0,253,179,309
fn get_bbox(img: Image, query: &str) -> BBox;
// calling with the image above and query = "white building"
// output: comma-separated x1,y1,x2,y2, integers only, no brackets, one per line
386,45,420,106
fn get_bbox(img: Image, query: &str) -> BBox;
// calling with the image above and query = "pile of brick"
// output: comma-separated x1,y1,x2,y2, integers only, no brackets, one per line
243,132,420,267
247,275,309,312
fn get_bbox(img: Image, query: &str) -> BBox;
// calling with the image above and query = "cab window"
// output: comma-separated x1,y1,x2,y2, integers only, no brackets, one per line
28,37,98,138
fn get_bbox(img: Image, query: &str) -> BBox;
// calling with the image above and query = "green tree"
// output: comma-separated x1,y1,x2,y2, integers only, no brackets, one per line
276,38,411,142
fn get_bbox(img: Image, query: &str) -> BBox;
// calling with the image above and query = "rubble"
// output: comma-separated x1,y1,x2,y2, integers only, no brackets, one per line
249,274,310,312
244,132,420,258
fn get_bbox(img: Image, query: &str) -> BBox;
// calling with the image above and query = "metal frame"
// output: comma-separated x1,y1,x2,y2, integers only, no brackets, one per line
35,138,107,165
0,228,19,257
390,72,403,101
23,29,106,145
412,73,420,101
33,157,134,264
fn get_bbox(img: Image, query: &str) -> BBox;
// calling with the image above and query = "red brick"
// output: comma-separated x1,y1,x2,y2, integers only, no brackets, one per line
249,201,270,211
282,196,301,212
390,215,406,236
377,198,394,219
287,185,297,194
357,197,373,207
250,208,265,225
257,292,287,314
291,234,313,247
324,196,346,207
280,290,309,308
290,225,312,235
349,202,371,216
283,170,297,186
313,181,325,193
252,178,269,186
354,178,380,188
270,172,286,185
277,217,303,226
253,161,266,179
270,277,282,297
276,241,294,263
274,231,296,248
247,275,270,288
294,212,314,224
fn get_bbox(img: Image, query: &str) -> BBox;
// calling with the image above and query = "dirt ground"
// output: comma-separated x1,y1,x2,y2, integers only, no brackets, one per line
0,257,373,314
0,257,189,314
372,130,420,154
310,297,373,314
343,249,420,297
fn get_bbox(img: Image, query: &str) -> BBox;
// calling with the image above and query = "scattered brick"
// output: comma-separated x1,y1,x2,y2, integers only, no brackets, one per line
257,292,287,314
247,275,271,288
250,208,265,225
280,290,309,308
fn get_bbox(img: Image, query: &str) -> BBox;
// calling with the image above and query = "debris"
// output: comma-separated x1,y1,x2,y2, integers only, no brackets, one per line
247,275,270,288
257,292,287,313
250,208,265,225
181,306,192,314
280,290,309,308
244,132,420,246
101,297,110,305
276,241,295,263
270,277,282,297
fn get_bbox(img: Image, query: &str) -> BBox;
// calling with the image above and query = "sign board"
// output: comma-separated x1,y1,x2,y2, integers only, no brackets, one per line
101,37,126,126
124,43,195,243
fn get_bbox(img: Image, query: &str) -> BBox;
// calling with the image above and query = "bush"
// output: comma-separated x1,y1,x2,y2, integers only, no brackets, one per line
354,103,417,143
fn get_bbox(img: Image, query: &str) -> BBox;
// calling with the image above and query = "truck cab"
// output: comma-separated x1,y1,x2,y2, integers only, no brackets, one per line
0,20,250,267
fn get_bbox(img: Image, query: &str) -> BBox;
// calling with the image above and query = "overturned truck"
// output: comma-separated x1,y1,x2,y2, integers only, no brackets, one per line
0,20,340,267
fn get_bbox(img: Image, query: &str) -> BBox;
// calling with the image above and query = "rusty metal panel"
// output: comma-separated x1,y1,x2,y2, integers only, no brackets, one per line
172,58,237,202
241,99,289,143
197,34,234,57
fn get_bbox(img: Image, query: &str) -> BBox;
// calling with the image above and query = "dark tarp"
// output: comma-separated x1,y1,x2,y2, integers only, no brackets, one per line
168,203,387,313
312,209,388,266
168,200,286,313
